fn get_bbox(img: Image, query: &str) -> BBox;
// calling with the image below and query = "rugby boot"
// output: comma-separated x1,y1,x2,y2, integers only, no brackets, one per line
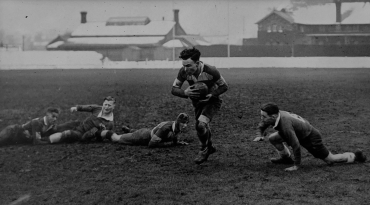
270,156,294,164
354,149,367,163
194,145,217,165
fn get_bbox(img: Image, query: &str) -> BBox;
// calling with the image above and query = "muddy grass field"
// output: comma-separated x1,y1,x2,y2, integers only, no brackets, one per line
0,68,369,205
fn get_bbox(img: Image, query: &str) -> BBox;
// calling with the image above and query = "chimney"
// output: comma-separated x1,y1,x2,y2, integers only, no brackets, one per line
173,9,179,24
80,11,87,24
335,2,341,23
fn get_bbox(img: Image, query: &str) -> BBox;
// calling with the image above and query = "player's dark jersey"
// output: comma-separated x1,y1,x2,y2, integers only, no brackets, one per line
151,121,179,143
75,104,114,133
174,62,227,99
259,110,315,165
22,117,58,139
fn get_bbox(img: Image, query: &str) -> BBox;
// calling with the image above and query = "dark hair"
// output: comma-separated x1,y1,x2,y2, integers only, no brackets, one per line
260,102,279,115
46,107,60,114
176,113,189,124
179,47,201,62
104,96,116,103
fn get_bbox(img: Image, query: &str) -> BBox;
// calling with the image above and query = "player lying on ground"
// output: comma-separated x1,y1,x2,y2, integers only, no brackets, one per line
0,107,80,146
104,113,190,148
171,47,229,164
253,102,367,172
48,96,117,143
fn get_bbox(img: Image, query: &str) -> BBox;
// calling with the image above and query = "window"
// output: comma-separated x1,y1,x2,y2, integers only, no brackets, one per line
272,25,277,32
258,24,263,31
344,37,350,45
300,26,305,32
267,26,271,33
278,25,283,33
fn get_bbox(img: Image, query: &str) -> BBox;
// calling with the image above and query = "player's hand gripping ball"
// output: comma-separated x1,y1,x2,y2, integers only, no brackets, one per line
189,82,209,100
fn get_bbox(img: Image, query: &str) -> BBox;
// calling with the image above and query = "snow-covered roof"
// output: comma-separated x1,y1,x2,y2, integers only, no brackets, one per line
106,16,150,26
66,37,164,45
162,39,189,48
71,21,176,37
195,40,211,46
258,3,370,25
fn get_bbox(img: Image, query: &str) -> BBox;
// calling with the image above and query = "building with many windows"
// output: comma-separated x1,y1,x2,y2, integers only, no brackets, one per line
254,2,370,46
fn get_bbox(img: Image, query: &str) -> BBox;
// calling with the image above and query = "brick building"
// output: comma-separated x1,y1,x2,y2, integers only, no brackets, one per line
253,2,370,46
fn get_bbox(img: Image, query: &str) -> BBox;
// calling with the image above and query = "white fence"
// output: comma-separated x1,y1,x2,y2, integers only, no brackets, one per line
1,51,370,69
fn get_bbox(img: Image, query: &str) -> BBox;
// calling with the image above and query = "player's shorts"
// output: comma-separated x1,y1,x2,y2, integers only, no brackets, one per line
0,124,31,146
118,128,152,146
60,130,83,143
193,98,222,124
56,120,81,132
299,128,330,159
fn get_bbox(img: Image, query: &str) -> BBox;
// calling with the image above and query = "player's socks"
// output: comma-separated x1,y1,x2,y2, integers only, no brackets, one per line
342,152,356,163
111,133,121,142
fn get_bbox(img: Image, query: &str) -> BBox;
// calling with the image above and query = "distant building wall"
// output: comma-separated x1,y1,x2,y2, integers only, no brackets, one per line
197,45,370,57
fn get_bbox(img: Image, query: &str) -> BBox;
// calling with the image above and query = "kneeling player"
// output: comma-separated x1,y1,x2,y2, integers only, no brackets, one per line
48,96,117,143
0,107,80,146
106,113,190,148
254,102,366,172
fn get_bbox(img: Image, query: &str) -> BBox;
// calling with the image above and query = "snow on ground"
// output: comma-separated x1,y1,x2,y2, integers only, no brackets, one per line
0,51,369,69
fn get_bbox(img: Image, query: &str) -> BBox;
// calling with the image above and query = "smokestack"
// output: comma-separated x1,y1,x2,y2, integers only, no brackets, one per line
80,11,87,24
173,9,179,24
335,2,341,23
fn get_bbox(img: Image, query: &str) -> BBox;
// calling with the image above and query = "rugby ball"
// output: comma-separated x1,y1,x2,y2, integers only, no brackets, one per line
189,82,209,100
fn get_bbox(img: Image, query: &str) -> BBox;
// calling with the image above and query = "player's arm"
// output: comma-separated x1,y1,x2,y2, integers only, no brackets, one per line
171,133,189,146
171,78,188,99
148,128,184,148
208,67,229,97
71,104,100,113
283,129,302,171
211,75,228,97
148,134,174,148
30,120,47,145
253,121,270,141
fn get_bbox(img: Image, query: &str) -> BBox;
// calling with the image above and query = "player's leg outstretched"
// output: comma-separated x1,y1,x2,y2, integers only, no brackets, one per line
323,149,366,165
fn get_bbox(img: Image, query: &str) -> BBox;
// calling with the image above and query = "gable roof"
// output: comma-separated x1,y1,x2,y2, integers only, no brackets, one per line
106,16,150,26
257,3,370,25
67,37,164,45
256,10,295,24
71,21,176,37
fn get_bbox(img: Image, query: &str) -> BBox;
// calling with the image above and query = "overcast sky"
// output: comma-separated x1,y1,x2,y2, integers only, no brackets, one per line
0,0,290,38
